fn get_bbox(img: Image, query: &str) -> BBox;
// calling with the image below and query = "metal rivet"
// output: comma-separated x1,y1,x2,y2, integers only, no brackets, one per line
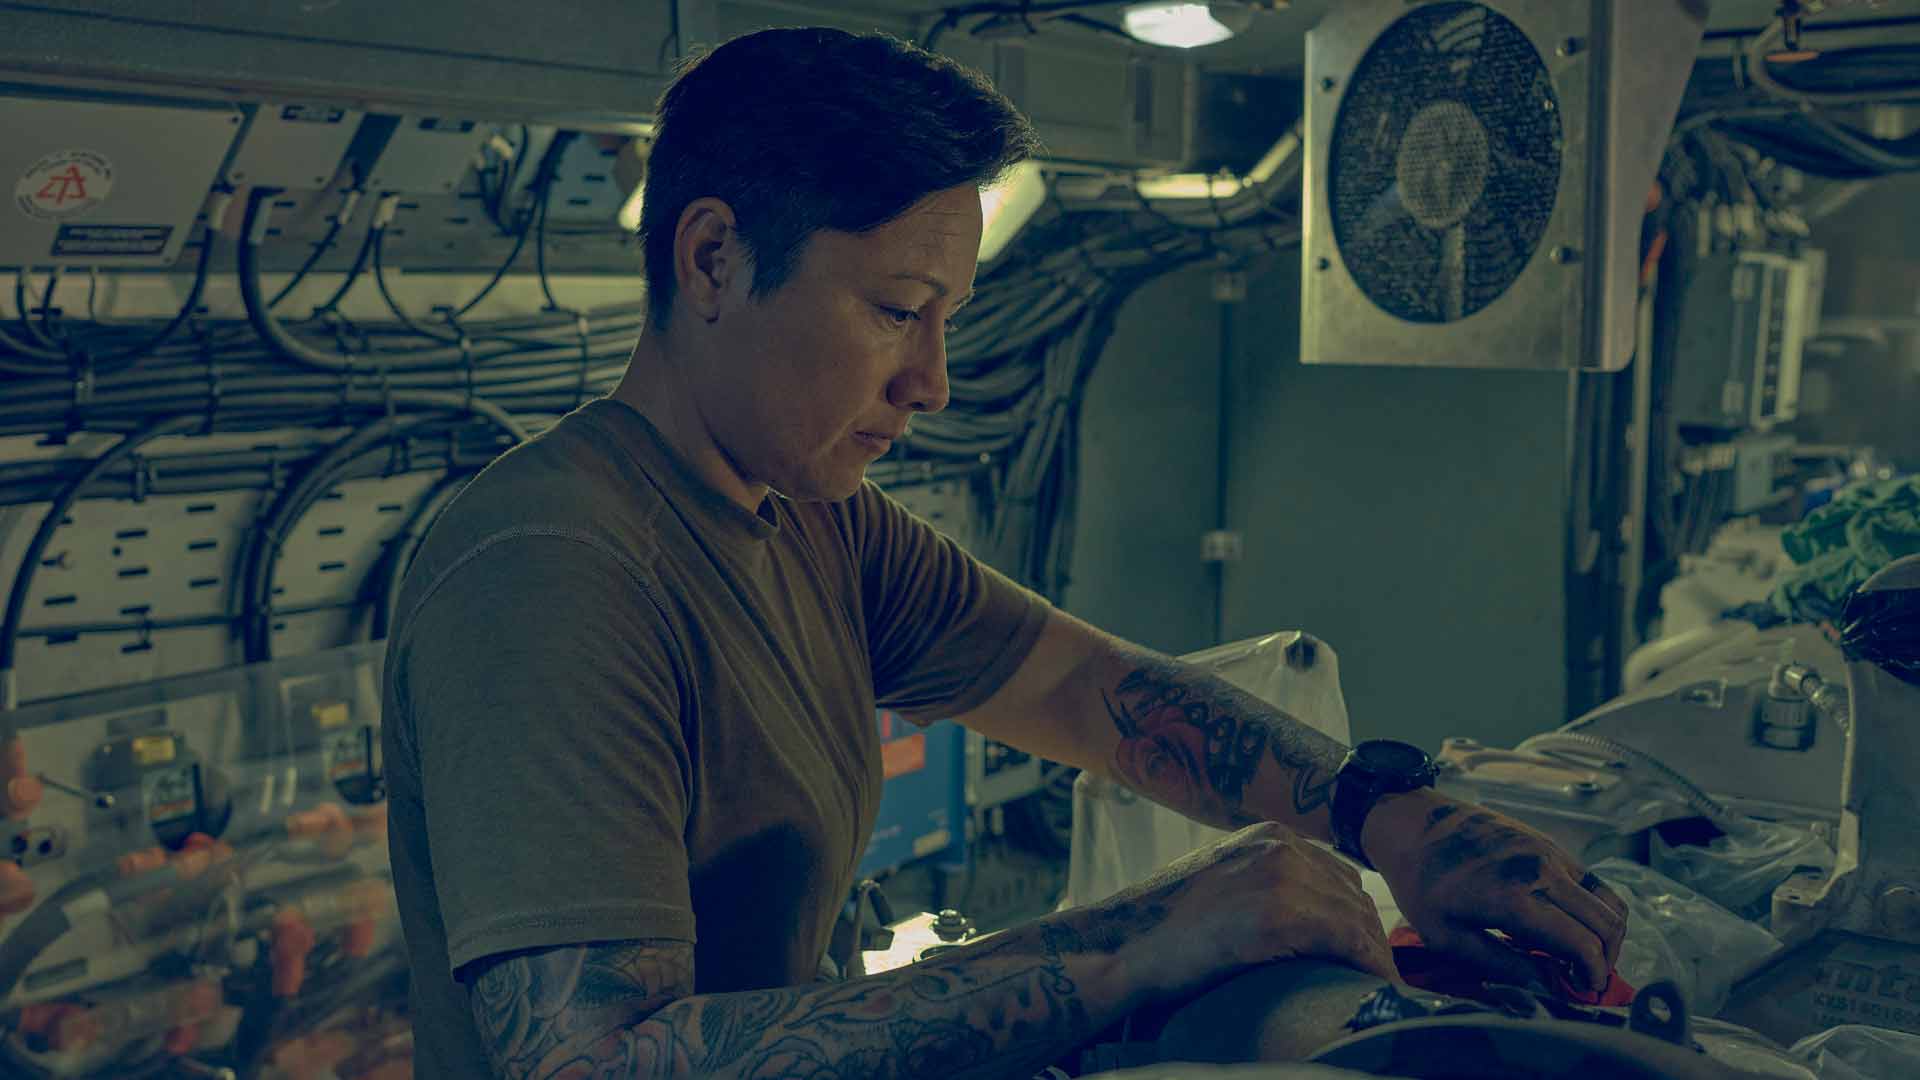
1551,246,1581,265
1321,77,1337,92
1315,256,1331,271
1557,37,1584,57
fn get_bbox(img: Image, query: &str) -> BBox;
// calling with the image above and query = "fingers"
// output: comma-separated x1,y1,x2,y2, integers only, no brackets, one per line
1268,834,1397,981
1547,870,1628,969
1428,926,1539,989
1497,891,1610,993
1585,873,1630,923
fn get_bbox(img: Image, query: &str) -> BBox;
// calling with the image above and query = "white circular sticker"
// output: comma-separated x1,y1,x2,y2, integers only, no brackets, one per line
16,149,114,222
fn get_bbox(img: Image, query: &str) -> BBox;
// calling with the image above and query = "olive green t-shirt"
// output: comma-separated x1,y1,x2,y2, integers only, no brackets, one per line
381,398,1048,1078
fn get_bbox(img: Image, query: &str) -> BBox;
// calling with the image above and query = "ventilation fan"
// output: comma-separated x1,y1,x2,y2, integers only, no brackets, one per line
1302,0,1707,371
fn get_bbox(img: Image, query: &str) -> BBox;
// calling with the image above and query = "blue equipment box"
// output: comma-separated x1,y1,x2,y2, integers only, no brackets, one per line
858,711,965,878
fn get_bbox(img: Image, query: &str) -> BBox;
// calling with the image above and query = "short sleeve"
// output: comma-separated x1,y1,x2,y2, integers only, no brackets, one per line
851,483,1050,721
396,533,695,978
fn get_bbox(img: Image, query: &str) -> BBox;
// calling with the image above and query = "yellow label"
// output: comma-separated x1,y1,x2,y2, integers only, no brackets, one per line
912,829,951,857
132,734,175,766
312,702,351,729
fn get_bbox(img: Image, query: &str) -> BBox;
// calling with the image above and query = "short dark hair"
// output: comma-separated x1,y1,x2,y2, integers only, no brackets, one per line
638,27,1041,331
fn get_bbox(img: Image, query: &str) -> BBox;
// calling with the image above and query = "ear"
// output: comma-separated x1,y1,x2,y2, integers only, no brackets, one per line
674,197,746,325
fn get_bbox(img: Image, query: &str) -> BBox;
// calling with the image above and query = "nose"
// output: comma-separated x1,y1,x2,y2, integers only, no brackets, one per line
888,326,950,415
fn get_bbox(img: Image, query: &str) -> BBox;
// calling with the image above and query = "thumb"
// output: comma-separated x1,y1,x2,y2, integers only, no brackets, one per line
1427,925,1541,990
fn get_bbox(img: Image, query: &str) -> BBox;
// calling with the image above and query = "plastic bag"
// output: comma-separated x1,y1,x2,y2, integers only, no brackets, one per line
1650,819,1836,924
1064,632,1351,910
1791,1025,1920,1080
1692,1017,1818,1079
1588,858,1782,1017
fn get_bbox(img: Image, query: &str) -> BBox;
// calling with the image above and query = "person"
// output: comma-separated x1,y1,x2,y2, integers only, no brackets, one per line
381,26,1628,1080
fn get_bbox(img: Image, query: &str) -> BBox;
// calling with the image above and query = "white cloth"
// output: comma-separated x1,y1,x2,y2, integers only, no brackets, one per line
1063,631,1395,925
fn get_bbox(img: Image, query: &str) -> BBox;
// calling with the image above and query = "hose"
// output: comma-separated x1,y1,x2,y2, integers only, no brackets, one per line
1516,730,1739,830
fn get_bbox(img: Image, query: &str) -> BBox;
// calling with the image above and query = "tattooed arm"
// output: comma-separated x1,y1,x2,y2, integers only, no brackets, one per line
465,894,1156,1079
953,608,1347,836
951,608,1630,991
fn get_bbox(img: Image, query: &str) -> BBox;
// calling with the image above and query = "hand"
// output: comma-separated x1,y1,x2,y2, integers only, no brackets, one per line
1363,790,1629,994
1106,821,1397,1000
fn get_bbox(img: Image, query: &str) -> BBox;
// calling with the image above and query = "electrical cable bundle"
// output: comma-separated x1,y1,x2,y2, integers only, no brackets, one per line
1678,27,1920,178
2,128,1304,695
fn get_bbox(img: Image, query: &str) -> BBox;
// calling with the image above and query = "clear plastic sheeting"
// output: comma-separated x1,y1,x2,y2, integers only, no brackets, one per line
1588,858,1783,1017
1690,1018,1817,1079
1790,1024,1920,1080
1063,632,1352,911
1651,819,1837,924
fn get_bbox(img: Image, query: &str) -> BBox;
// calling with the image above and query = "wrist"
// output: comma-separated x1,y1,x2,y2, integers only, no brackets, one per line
1358,786,1448,876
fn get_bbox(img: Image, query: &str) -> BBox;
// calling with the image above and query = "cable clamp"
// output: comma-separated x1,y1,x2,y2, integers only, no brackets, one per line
129,453,151,504
377,358,396,423
334,369,355,429
573,311,593,408
196,316,221,435
63,357,95,441
461,334,477,413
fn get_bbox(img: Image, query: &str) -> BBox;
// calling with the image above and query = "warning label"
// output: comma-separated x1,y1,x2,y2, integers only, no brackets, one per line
52,224,173,257
16,149,114,221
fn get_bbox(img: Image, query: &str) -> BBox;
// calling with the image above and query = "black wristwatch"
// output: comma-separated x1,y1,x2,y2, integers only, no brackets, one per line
1330,739,1439,871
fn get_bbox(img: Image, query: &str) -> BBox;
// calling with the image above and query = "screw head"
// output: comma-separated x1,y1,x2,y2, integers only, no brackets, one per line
1551,246,1581,265
1320,77,1337,92
1315,256,1332,271
1557,37,1584,57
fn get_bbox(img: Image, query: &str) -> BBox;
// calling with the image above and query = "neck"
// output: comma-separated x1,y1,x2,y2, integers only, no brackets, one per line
610,334,769,514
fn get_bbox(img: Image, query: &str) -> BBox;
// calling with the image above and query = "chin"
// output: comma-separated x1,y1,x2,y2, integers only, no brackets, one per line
772,468,865,504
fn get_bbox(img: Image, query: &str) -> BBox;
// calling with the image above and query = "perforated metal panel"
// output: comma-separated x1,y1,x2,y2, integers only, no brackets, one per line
0,429,444,704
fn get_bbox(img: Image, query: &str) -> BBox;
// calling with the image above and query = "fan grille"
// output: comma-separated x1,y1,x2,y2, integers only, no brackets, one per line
1328,2,1563,324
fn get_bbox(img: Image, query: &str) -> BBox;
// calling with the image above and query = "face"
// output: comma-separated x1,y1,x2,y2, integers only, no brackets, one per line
686,185,981,502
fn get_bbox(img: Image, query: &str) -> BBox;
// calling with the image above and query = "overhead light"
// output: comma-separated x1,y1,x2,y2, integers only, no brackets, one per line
979,160,1047,263
1134,173,1245,200
1123,2,1253,49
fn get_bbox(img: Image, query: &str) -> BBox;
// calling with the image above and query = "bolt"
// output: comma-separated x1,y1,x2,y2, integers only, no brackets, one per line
1550,246,1581,265
1878,885,1920,936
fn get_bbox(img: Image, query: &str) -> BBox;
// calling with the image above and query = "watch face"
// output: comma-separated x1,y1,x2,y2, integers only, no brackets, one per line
1356,739,1431,776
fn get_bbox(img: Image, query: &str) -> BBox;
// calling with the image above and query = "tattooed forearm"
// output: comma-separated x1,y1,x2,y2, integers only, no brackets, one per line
471,901,1157,1079
1099,652,1346,832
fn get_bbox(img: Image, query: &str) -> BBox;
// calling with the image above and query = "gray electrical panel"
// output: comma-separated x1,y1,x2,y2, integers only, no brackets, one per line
0,91,240,268
1673,250,1820,430
366,116,494,196
225,104,365,191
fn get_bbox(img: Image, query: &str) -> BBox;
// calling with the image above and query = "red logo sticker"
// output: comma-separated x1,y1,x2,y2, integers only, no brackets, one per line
16,150,114,222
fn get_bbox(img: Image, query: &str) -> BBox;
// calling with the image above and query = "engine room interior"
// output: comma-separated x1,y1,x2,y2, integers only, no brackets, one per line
3,1,1920,1077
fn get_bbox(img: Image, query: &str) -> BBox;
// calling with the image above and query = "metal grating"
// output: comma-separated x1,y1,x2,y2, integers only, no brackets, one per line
1328,1,1563,324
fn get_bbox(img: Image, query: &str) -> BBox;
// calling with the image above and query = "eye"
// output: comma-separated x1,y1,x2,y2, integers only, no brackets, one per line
877,305,918,327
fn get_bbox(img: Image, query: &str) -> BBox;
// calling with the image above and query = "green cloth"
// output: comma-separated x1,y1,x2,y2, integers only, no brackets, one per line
1772,477,1920,622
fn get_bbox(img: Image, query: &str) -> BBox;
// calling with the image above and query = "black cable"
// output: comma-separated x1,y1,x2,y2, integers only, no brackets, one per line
269,217,347,310
12,271,63,353
307,224,376,321
455,207,534,318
